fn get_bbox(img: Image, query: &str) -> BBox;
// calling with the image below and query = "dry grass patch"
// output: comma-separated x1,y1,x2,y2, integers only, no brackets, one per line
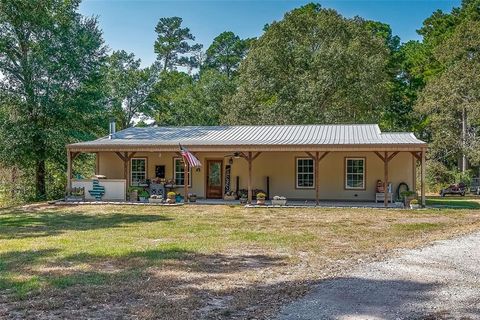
1,204,480,319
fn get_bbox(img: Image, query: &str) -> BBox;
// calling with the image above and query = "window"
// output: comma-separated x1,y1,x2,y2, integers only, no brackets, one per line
131,158,147,186
174,158,191,186
296,158,314,188
345,158,365,189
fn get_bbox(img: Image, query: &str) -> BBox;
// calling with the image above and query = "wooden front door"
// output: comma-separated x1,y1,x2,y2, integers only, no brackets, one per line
206,160,223,199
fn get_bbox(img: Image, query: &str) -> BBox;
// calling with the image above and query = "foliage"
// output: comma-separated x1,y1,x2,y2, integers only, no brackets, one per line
410,199,419,205
105,50,156,129
0,0,107,199
154,17,203,72
223,4,390,125
204,31,253,78
256,192,266,199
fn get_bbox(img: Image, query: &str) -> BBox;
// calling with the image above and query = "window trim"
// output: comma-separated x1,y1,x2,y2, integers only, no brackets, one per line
295,157,315,189
344,157,366,190
173,157,192,187
130,157,148,187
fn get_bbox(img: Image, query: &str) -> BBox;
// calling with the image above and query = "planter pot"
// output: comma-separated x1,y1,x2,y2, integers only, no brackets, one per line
129,191,138,202
239,198,247,204
271,199,287,206
149,198,163,204
410,204,420,209
166,198,176,204
224,195,236,201
256,198,266,205
189,195,197,202
175,195,183,203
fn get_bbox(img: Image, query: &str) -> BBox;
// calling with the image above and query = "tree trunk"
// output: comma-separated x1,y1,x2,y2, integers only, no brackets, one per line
461,108,468,172
36,159,46,200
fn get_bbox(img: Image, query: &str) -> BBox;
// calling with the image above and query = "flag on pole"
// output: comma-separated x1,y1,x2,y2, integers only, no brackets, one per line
179,145,201,167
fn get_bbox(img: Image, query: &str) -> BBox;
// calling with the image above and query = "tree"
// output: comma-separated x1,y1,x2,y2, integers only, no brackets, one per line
154,17,202,72
416,20,480,171
0,0,107,199
223,4,390,125
204,31,253,78
105,50,156,129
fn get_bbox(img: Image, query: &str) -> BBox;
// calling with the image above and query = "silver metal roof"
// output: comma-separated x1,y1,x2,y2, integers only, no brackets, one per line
68,124,426,149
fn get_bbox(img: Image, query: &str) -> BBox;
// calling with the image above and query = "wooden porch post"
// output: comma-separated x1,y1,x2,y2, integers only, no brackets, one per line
374,151,399,208
421,148,426,207
247,152,253,204
412,153,417,192
305,151,330,205
184,162,189,203
66,150,72,190
384,151,388,208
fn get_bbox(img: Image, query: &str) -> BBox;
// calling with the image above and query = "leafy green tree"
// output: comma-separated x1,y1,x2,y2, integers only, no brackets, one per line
154,17,203,72
224,4,390,125
105,50,156,129
416,20,480,171
204,31,253,78
0,0,107,199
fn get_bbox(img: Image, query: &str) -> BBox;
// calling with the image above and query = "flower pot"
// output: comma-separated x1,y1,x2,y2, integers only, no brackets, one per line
239,198,247,204
189,195,197,202
256,198,266,205
129,191,138,202
166,198,176,204
139,197,148,202
410,204,420,209
271,199,287,206
149,198,163,204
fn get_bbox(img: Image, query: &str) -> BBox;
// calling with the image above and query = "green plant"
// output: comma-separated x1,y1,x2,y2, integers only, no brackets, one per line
400,190,416,199
256,192,266,199
128,187,143,193
139,190,149,198
410,199,419,205
167,191,176,198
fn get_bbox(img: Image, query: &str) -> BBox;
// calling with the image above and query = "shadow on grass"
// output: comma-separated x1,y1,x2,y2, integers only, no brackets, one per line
0,211,172,239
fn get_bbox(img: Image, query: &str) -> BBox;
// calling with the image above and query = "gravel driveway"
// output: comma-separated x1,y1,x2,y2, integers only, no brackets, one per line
277,232,480,320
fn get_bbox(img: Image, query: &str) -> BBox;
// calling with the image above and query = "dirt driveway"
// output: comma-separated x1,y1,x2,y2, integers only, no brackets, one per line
277,232,480,320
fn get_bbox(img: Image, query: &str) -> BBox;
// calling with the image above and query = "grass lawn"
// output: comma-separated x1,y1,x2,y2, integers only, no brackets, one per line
426,196,480,209
1,203,480,319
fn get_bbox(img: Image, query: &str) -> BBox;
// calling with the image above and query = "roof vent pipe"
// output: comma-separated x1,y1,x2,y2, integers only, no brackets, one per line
108,118,116,139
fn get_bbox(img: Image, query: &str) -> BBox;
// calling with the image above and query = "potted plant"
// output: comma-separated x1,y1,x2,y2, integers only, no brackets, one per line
149,194,163,204
139,190,149,202
256,192,266,205
410,199,420,209
224,191,236,201
271,195,287,206
166,191,176,204
239,195,248,204
189,193,197,202
400,190,417,207
175,193,183,203
128,187,139,202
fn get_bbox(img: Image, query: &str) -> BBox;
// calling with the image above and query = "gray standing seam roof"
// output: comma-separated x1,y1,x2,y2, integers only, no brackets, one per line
68,124,426,148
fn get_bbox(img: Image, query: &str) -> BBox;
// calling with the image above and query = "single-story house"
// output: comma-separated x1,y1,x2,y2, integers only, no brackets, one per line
66,124,427,206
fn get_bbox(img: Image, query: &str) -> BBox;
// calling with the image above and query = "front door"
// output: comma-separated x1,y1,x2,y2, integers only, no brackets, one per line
206,160,223,199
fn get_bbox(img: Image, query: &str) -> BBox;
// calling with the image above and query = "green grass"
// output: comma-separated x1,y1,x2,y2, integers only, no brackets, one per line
1,203,480,318
426,197,480,209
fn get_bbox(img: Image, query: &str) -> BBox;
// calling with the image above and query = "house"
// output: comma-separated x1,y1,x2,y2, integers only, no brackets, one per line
66,124,427,206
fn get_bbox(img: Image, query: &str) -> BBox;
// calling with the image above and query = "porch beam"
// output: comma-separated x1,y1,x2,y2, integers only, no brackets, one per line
421,148,426,207
66,150,72,191
384,151,389,208
374,151,386,162
387,151,399,162
410,151,421,161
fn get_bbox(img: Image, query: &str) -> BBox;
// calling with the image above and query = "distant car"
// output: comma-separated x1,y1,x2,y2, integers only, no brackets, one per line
440,183,467,197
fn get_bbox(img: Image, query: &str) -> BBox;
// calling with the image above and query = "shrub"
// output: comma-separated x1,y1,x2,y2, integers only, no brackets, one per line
167,191,176,198
410,199,419,205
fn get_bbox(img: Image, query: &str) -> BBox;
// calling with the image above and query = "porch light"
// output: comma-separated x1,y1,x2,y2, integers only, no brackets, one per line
229,157,234,165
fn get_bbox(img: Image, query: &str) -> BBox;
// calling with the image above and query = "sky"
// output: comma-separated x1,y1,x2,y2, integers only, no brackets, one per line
79,0,461,67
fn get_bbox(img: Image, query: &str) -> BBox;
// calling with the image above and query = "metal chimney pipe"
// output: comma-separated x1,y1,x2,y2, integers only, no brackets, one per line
108,118,116,139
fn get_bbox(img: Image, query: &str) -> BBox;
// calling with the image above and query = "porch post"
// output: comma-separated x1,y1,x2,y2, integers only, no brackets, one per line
66,150,72,190
412,153,416,192
247,151,252,204
384,151,388,208
95,152,100,175
184,162,189,203
315,151,319,205
421,148,426,207
124,152,129,187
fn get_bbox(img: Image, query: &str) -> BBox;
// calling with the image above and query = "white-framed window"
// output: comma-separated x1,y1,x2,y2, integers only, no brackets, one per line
296,158,315,188
345,158,365,189
131,158,147,186
174,158,192,186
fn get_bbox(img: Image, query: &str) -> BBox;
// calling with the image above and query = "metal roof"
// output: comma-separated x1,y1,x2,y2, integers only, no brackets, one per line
68,125,426,151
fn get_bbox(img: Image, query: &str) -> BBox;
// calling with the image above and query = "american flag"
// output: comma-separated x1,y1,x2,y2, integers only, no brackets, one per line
180,145,202,167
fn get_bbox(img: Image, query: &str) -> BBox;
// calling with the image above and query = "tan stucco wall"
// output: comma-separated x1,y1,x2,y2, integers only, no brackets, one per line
98,151,414,201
